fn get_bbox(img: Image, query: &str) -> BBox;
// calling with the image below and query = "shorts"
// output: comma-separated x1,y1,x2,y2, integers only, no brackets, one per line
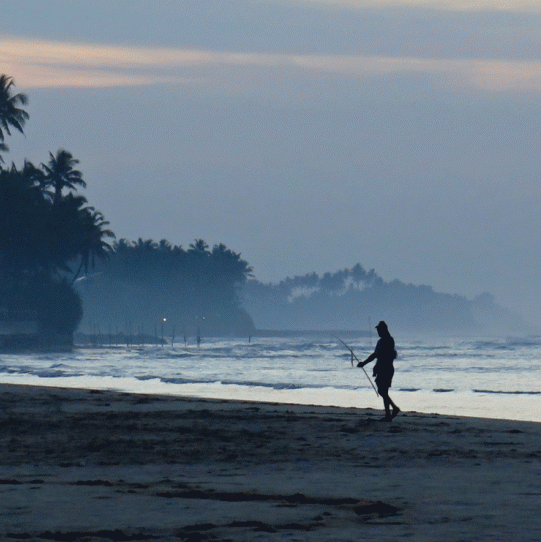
375,367,394,393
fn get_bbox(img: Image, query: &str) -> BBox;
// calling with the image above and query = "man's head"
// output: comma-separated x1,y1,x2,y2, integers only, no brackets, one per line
375,320,388,336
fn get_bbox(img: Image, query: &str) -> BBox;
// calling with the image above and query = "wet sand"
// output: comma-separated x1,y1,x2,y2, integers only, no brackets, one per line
1,383,540,541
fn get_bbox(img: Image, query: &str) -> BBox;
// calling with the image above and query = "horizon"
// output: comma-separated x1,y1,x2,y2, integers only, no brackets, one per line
3,0,541,325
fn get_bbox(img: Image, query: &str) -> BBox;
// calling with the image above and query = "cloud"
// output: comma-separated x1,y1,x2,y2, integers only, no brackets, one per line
3,1,541,62
2,36,541,96
294,0,540,12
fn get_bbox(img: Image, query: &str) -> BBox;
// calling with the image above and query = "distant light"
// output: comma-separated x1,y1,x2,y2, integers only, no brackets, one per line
163,318,167,322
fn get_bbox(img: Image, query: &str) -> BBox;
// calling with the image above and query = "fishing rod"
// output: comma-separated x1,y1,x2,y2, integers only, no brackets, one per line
333,336,379,397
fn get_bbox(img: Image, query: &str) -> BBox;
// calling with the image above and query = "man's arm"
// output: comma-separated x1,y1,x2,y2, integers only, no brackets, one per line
357,352,376,368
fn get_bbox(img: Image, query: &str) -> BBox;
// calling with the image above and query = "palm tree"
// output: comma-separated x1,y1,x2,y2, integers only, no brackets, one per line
210,243,253,284
0,74,29,154
350,263,367,290
46,192,90,273
0,142,8,165
72,208,115,281
22,160,48,195
133,238,158,252
319,270,348,297
0,163,47,276
41,149,86,205
189,239,209,254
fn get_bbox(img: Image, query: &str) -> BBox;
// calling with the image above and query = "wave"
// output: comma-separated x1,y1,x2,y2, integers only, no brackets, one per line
473,389,541,395
398,388,421,392
136,375,203,385
471,337,541,351
134,374,343,392
34,371,83,378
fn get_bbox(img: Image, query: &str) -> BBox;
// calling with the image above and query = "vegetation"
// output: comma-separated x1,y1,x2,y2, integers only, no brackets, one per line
0,74,254,343
76,238,255,338
0,73,519,342
0,76,114,346
241,266,520,334
0,75,29,162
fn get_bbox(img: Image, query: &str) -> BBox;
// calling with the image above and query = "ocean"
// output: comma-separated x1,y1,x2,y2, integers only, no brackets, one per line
0,334,540,422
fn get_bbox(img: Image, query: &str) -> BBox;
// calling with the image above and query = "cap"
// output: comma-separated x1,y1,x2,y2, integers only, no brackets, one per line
375,320,388,330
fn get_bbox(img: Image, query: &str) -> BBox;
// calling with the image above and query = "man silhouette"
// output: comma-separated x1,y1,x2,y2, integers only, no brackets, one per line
358,320,400,421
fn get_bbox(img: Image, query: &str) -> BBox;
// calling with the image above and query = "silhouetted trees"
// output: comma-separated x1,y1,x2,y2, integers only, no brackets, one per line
76,238,255,337
1,73,518,341
0,162,115,277
0,75,114,344
42,149,86,205
0,159,116,340
240,266,516,334
0,75,29,162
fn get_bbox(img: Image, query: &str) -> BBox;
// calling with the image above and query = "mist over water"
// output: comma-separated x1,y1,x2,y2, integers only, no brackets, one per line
0,335,540,422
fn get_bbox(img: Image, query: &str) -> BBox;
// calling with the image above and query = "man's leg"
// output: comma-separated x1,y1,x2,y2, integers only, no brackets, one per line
379,388,392,420
380,388,400,420
388,394,400,419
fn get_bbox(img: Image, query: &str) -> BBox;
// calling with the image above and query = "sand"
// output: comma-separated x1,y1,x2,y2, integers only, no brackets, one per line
1,384,540,541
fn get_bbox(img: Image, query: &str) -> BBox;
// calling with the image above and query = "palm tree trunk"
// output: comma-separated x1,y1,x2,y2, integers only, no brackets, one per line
72,257,85,283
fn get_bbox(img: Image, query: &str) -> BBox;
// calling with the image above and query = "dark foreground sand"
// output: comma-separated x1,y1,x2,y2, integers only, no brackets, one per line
1,384,541,541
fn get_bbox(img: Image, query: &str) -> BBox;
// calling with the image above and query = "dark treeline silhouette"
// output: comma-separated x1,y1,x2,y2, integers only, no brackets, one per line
1,74,254,344
0,74,522,343
0,75,114,347
0,74,29,160
0,157,115,343
241,265,520,334
76,238,255,339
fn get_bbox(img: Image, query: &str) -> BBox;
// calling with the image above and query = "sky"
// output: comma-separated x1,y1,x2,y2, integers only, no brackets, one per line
2,0,541,324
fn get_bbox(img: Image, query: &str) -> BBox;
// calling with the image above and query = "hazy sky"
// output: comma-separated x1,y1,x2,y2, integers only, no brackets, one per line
2,0,541,324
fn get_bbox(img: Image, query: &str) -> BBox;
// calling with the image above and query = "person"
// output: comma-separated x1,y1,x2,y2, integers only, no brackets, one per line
357,320,400,421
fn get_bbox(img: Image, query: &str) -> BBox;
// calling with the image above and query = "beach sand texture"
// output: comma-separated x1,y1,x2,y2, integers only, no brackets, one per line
1,384,540,541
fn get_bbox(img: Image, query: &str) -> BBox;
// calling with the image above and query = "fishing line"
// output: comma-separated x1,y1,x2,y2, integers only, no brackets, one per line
333,336,379,397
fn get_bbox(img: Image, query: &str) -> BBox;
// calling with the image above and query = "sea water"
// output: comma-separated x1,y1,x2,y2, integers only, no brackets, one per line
0,334,540,422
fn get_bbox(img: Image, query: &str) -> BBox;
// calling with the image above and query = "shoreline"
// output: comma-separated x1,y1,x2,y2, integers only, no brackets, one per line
2,376,541,424
1,383,541,540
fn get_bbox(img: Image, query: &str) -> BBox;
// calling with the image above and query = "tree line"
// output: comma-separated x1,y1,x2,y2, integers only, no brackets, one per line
0,75,114,343
241,266,520,334
1,74,256,343
1,73,520,342
77,238,255,338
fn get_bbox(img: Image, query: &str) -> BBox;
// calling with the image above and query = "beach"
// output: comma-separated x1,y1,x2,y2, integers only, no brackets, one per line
1,384,540,541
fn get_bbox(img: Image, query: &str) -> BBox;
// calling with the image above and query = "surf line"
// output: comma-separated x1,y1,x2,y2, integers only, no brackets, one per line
333,336,379,397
